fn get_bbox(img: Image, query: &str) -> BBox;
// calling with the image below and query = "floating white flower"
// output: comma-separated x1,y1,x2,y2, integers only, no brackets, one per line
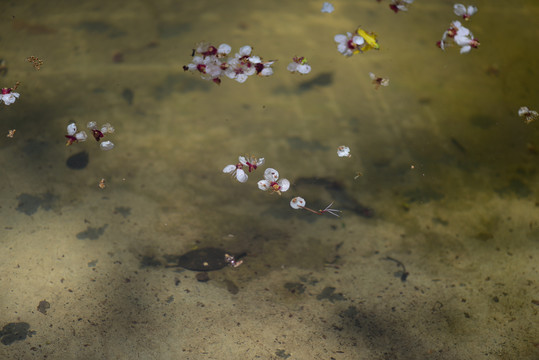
369,72,389,89
334,32,364,57
337,145,351,157
437,21,479,54
518,107,538,124
239,155,265,172
321,2,334,13
223,156,264,183
287,57,311,75
65,123,88,146
290,196,306,209
257,168,290,195
389,0,414,13
454,4,477,20
1,86,20,105
87,121,115,142
335,27,379,57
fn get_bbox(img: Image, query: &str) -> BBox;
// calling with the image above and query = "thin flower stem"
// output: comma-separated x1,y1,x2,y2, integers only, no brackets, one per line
299,201,342,217
300,206,323,215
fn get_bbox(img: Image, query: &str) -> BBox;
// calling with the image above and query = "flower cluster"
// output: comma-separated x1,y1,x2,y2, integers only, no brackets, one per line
287,57,311,75
334,27,379,57
1,83,20,106
87,121,115,150
183,43,275,84
223,155,265,183
454,4,477,21
518,107,538,125
437,20,479,54
222,154,343,219
223,156,289,194
437,4,479,54
65,122,115,150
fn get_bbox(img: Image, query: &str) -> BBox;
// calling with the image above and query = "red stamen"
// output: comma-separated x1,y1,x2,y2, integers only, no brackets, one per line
65,135,77,146
196,64,207,73
246,162,257,172
389,4,400,13
254,63,264,74
91,129,104,142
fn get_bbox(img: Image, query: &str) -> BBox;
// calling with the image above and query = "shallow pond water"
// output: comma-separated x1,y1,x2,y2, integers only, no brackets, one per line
0,0,538,359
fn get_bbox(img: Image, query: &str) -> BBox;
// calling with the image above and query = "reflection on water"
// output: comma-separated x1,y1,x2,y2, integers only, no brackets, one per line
0,0,538,359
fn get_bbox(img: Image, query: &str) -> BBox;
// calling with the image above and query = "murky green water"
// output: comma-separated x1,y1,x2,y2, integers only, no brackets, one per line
1,0,538,359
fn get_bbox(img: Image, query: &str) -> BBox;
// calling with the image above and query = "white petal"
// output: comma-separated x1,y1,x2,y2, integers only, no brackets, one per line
258,180,270,191
235,74,248,83
75,131,88,141
260,68,273,76
239,46,252,56
454,35,471,46
353,36,364,46
287,62,298,72
217,44,231,55
334,34,347,43
337,43,347,54
290,197,306,209
456,26,470,37
87,121,97,129
101,123,115,134
244,67,256,76
238,156,247,165
235,169,248,183
297,64,311,74
67,123,77,136
453,4,466,16
467,6,477,16
459,45,471,54
256,158,265,166
100,140,114,150
223,164,236,174
225,70,236,79
439,37,446,50
279,179,290,192
248,56,261,64
264,168,279,182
